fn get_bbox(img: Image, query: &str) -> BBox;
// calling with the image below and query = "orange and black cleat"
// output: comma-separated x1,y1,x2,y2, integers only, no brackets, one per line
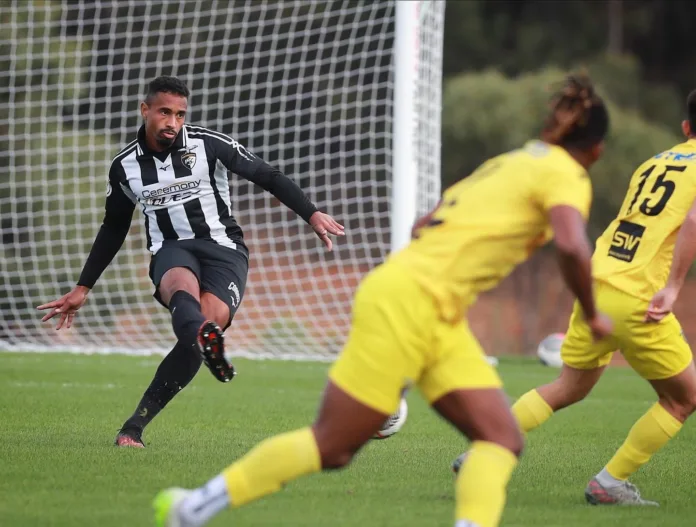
197,321,236,383
114,428,145,448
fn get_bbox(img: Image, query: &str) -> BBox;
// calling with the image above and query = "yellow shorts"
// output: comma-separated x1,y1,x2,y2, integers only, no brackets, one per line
562,281,693,380
328,261,502,415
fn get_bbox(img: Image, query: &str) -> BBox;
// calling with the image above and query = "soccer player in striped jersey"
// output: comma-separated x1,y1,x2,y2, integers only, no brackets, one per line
153,75,611,527
37,76,344,448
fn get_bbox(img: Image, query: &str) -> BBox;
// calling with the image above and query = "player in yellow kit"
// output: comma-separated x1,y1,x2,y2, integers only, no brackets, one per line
503,89,696,506
153,74,611,527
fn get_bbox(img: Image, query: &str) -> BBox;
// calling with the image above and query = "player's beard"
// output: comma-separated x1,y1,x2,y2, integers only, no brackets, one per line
156,129,176,148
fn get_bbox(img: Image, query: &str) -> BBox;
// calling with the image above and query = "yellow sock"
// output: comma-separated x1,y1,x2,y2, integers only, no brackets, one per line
223,427,321,507
455,441,518,527
604,402,682,481
511,389,553,433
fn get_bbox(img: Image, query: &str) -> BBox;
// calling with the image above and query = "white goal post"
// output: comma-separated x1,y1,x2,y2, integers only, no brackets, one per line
0,0,444,359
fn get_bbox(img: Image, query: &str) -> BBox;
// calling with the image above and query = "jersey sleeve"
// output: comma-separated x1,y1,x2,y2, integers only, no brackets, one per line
103,162,137,229
536,166,593,220
207,133,318,223
208,133,264,178
76,161,135,288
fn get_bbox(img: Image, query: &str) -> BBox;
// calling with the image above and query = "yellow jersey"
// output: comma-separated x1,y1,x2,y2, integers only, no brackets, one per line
390,140,592,322
593,139,696,301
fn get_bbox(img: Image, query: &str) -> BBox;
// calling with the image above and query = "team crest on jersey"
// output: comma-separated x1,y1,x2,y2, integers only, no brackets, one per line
181,151,197,170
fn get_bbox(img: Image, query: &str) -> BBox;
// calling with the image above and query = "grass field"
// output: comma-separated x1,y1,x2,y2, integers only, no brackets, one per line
2,352,695,527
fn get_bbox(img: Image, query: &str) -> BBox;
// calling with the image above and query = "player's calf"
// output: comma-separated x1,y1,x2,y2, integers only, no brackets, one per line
536,364,604,411
311,381,389,470
434,389,522,527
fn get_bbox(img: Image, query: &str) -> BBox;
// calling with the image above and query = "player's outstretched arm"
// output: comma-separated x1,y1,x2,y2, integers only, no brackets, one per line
212,135,344,250
37,165,135,329
646,196,696,322
549,205,612,340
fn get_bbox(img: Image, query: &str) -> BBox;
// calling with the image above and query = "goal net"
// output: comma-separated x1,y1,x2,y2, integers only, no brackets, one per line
0,0,444,359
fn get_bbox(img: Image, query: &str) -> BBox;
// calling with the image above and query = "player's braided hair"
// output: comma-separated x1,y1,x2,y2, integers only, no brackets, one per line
541,73,609,149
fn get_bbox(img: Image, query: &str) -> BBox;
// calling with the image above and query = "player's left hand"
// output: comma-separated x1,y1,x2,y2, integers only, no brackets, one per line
645,286,679,322
309,211,345,251
37,286,90,330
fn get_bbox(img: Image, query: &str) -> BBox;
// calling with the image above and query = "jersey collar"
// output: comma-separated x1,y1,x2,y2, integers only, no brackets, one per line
538,141,589,178
135,124,187,157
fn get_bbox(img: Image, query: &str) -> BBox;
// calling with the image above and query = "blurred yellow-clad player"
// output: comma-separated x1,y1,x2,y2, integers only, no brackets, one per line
505,89,696,506
153,75,611,527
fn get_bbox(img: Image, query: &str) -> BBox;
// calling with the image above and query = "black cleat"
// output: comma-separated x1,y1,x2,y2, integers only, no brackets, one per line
197,321,236,383
114,428,145,448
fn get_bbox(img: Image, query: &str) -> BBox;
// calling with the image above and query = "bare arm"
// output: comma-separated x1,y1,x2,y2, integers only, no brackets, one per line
645,195,696,321
548,205,596,320
665,197,696,290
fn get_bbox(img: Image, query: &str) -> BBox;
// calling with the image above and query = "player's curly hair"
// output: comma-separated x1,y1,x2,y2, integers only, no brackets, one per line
145,76,190,103
540,73,609,149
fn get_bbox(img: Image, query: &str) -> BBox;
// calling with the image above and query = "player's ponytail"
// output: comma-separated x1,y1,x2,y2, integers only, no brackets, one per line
541,72,609,149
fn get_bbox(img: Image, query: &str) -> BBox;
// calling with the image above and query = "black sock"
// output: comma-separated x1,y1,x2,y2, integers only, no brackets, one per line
169,290,207,348
121,340,203,432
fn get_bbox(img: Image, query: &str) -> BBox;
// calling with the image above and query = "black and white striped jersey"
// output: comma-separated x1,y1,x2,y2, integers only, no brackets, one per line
77,123,317,289
106,124,315,254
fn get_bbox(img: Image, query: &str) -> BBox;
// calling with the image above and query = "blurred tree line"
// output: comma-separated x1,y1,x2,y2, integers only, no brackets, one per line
441,0,696,240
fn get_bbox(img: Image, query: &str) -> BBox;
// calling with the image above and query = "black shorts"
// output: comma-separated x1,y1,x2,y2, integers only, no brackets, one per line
149,239,249,329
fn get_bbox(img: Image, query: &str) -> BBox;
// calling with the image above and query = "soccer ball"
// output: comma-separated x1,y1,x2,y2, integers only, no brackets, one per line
373,397,408,439
537,332,565,368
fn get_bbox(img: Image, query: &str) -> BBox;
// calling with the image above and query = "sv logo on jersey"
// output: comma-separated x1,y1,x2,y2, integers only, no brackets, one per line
608,220,646,262
181,151,196,170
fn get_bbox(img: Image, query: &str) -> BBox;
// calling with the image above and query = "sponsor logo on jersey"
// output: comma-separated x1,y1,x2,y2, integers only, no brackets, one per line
608,220,645,262
142,180,201,206
653,151,696,162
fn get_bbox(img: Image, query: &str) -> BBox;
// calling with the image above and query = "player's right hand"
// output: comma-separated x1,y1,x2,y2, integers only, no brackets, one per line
37,286,90,330
645,286,679,322
587,312,613,341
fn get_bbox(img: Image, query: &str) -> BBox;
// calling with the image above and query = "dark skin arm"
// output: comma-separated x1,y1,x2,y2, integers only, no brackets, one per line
548,205,612,340
645,195,696,322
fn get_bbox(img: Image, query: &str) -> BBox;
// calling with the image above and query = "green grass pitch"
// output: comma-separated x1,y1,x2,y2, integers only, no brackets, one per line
1,352,694,526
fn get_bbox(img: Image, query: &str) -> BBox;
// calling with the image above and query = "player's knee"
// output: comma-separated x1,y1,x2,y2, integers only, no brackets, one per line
160,268,199,304
200,294,231,328
661,393,696,422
